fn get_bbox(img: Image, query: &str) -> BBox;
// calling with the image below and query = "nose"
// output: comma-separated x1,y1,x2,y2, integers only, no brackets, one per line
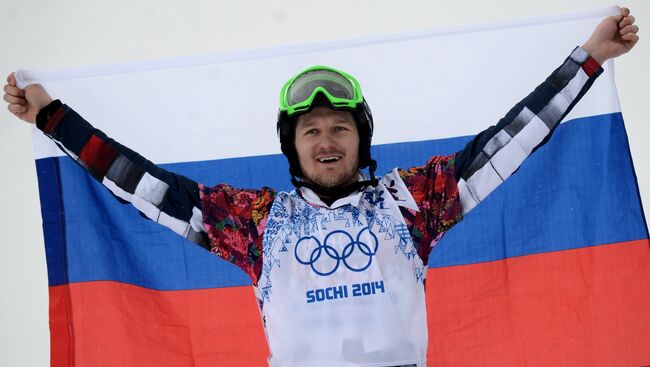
317,130,338,151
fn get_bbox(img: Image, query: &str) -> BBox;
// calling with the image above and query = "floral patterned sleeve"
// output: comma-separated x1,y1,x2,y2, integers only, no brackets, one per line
199,184,277,285
398,154,463,266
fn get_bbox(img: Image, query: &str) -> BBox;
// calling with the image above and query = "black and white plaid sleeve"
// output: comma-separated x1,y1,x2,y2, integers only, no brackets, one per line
36,101,210,250
454,46,603,215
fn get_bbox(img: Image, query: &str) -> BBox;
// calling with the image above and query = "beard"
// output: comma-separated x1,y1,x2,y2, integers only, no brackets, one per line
307,168,359,189
300,155,360,189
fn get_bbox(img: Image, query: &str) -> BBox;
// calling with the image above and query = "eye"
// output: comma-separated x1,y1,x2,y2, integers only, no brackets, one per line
333,125,349,132
304,128,318,136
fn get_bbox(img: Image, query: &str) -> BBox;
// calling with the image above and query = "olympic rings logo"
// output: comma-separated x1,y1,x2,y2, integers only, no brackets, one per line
294,227,379,276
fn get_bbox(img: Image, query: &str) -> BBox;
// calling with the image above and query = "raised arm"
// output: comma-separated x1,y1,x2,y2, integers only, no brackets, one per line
4,76,212,247
455,7,638,216
397,8,638,264
4,75,276,283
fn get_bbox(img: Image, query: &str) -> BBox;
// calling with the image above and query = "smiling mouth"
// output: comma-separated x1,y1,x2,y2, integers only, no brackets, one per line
317,156,342,163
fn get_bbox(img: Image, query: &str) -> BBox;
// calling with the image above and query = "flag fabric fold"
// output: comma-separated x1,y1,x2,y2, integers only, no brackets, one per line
20,6,649,366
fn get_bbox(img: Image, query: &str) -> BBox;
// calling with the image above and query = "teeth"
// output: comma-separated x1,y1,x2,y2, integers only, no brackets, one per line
318,156,340,163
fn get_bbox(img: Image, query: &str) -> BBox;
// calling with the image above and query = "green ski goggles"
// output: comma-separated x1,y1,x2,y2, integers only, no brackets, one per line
279,66,364,116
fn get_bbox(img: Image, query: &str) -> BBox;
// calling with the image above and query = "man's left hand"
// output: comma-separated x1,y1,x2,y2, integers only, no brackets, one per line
581,7,639,64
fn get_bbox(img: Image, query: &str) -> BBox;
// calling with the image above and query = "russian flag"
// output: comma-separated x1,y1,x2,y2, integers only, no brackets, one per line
19,6,649,366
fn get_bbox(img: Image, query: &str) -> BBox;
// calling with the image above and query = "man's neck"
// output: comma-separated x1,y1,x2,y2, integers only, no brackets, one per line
292,171,379,206
300,179,362,206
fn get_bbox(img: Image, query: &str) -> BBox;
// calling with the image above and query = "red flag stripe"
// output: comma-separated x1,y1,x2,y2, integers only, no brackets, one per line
48,239,650,366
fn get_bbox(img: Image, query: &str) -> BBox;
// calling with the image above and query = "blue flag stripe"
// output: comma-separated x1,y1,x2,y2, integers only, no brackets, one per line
37,112,648,289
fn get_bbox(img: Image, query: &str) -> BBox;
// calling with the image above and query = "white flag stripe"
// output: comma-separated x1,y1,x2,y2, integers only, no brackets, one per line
23,8,620,163
15,7,618,86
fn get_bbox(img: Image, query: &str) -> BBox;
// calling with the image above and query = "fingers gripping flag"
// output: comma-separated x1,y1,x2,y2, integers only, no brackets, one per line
19,7,650,367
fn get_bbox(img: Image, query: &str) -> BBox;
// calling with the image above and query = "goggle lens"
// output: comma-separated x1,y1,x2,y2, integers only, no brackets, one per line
286,70,355,106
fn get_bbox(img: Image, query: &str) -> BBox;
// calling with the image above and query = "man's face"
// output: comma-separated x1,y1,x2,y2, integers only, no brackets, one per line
294,106,360,188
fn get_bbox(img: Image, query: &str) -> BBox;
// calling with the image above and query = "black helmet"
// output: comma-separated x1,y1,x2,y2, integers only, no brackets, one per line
276,66,377,190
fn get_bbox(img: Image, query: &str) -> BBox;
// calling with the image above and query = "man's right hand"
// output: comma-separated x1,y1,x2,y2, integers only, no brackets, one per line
3,72,53,124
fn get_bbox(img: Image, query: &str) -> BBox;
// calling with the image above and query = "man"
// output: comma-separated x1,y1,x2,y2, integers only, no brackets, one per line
2,8,639,367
